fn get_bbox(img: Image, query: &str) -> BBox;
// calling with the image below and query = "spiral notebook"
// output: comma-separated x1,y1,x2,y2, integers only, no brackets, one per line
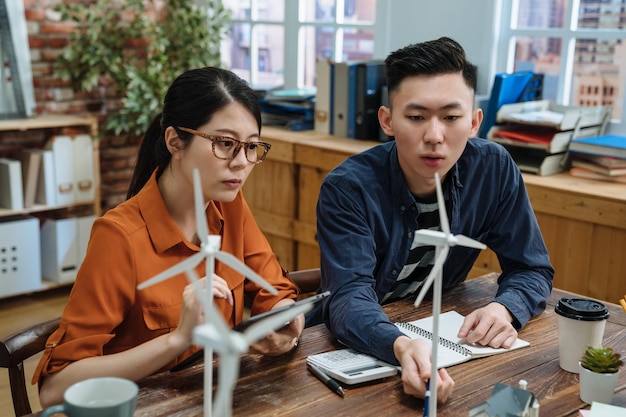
395,310,529,368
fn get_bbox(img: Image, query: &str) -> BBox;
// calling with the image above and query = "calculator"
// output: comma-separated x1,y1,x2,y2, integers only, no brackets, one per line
306,349,398,384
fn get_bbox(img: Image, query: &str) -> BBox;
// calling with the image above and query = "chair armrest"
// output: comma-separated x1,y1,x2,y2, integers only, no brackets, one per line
289,268,321,294
0,317,61,368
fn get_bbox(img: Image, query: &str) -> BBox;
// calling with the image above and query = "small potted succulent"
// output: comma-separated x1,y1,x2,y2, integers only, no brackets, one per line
579,345,623,404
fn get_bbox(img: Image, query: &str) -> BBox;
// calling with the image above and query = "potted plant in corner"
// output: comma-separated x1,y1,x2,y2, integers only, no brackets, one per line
579,345,623,405
54,0,231,137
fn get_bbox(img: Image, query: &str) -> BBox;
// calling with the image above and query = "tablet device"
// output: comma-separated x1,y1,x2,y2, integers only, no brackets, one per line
233,290,329,332
170,291,330,372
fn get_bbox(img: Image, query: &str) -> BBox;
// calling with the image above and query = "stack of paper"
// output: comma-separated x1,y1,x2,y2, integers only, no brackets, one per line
579,402,626,416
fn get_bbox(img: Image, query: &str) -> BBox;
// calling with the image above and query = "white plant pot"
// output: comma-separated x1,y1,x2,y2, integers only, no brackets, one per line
579,362,619,405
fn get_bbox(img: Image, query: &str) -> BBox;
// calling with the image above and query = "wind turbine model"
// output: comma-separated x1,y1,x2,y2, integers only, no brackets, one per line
138,169,308,417
412,172,486,417
191,265,315,417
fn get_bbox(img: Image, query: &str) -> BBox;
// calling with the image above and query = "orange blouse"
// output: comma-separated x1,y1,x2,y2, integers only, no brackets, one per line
33,170,298,383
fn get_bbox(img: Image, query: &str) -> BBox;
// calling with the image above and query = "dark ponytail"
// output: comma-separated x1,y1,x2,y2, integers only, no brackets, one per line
126,113,169,199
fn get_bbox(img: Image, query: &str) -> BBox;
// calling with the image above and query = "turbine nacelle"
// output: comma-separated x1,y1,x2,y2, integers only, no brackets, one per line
414,230,485,250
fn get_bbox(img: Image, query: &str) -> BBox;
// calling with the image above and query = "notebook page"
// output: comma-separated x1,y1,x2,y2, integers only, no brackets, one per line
396,315,472,368
399,311,529,359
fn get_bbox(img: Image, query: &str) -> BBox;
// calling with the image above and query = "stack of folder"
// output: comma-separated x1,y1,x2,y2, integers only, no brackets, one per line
259,88,315,131
0,134,95,211
314,59,388,141
487,100,611,176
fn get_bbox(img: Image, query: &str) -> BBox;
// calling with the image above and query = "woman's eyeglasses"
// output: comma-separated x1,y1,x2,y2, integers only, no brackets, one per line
177,127,271,164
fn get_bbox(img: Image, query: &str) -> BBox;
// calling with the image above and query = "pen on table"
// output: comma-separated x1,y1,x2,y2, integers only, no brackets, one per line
620,296,626,313
307,363,345,397
423,378,430,417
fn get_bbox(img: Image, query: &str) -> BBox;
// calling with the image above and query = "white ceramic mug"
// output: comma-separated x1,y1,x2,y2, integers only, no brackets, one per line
40,377,138,417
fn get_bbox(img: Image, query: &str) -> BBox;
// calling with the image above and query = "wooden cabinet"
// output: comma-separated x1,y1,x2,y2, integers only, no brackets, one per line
242,129,299,271
248,126,626,303
0,114,100,295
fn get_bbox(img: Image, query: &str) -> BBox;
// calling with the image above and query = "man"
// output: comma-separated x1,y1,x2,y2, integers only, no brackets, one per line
307,37,554,402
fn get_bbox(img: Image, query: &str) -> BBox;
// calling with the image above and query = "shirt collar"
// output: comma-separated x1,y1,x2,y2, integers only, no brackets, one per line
137,169,224,254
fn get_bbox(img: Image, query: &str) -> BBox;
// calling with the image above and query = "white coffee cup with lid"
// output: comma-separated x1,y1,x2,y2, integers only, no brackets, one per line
555,297,609,373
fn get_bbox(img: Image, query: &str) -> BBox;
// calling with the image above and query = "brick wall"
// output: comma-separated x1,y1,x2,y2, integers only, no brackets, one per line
16,0,141,212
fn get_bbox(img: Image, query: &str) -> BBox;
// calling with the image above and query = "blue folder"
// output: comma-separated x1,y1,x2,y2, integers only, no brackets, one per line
479,71,543,138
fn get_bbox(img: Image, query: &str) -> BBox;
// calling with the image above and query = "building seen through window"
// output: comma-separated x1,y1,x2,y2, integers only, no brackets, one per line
510,0,625,122
220,0,376,90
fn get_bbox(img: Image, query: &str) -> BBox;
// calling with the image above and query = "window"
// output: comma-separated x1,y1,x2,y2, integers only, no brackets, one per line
500,0,626,125
220,0,378,90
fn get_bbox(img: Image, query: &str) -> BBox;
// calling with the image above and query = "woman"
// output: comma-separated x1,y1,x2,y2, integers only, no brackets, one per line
34,67,303,407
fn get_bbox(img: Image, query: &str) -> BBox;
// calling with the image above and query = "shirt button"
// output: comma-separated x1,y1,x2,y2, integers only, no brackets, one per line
400,205,406,211
391,270,398,275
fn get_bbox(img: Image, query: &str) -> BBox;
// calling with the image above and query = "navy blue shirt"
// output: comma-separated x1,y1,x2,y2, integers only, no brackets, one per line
311,138,554,366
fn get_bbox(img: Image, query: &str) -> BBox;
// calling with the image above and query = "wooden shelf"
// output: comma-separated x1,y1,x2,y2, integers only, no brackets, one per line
0,114,98,135
0,200,96,218
0,114,100,299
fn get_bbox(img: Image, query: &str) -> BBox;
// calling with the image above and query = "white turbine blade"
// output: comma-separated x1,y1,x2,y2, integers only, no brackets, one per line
434,172,450,235
414,245,449,307
242,302,313,345
193,169,209,247
214,251,278,295
414,229,448,246
455,234,487,250
137,252,204,289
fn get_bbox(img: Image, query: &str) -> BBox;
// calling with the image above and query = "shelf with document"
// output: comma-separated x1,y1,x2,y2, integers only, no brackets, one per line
487,100,611,176
0,114,100,297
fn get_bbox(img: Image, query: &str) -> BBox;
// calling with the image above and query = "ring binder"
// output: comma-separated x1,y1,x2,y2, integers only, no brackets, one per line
395,321,472,357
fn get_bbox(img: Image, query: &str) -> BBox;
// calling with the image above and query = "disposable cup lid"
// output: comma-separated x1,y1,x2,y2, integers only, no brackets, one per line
555,297,609,321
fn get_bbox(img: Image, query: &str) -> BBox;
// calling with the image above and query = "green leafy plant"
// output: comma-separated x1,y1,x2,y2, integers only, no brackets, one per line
580,346,623,374
55,0,231,136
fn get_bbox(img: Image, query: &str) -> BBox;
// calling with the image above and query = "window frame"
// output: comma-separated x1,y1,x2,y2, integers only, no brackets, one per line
218,0,388,89
497,0,626,134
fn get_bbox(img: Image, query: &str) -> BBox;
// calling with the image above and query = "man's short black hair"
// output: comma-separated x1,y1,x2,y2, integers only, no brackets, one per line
384,37,477,98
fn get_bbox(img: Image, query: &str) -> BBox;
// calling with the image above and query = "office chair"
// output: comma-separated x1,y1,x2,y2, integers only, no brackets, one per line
0,317,60,416
289,268,321,297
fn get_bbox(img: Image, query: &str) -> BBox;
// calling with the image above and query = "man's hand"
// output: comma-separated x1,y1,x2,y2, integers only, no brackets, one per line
457,302,517,348
393,336,455,403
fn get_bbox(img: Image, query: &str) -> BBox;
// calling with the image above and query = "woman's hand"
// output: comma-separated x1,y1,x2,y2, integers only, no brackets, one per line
249,298,305,356
210,273,234,305
172,274,233,348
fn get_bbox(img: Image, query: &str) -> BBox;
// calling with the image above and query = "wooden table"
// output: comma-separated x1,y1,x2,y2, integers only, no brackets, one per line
31,274,626,416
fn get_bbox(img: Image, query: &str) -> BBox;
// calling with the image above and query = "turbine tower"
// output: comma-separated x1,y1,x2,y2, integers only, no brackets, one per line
412,172,486,416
